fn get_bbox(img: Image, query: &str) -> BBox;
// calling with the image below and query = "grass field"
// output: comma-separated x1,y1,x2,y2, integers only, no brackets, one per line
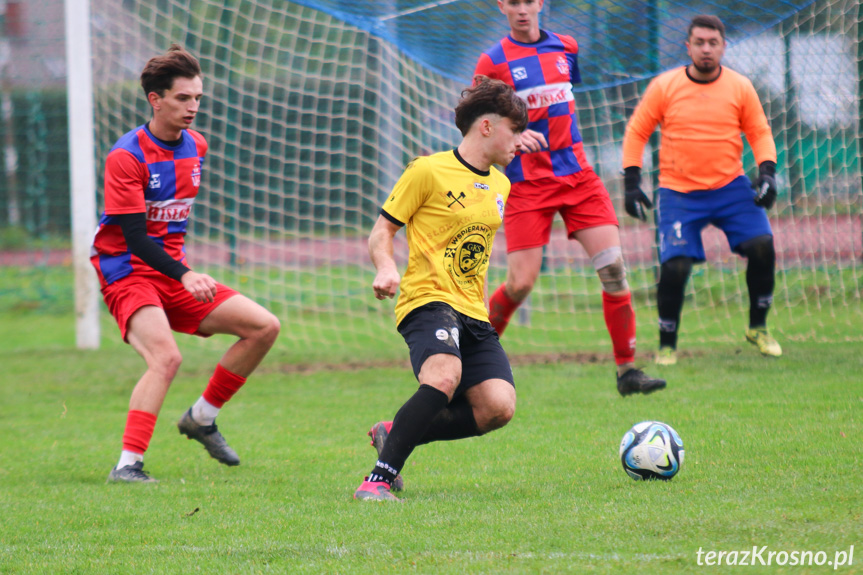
1,301,861,574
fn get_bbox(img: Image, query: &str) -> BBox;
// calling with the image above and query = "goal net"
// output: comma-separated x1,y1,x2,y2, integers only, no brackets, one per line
86,0,862,363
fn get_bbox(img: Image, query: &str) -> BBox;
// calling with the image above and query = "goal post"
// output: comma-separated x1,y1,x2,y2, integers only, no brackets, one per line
65,0,100,349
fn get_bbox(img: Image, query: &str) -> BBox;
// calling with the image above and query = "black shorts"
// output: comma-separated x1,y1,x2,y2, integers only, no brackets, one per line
397,302,514,396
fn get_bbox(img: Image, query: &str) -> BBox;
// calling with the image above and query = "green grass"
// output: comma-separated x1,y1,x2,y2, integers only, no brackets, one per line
1,310,861,574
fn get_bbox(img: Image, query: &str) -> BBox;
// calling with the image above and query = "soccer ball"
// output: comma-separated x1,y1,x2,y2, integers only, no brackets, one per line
619,421,684,481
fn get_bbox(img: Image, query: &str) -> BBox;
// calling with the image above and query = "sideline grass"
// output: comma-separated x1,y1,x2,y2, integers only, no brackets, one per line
1,312,860,573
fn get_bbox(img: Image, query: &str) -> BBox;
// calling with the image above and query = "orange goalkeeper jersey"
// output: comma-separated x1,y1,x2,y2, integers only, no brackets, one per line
622,66,776,192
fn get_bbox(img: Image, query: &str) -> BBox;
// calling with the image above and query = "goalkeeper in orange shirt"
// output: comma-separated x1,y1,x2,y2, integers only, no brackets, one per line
622,15,782,365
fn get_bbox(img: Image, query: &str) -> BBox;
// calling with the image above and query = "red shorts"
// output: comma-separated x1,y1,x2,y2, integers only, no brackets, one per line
101,272,239,342
504,169,619,253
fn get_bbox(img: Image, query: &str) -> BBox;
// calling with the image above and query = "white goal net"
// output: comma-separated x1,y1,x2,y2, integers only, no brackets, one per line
86,0,862,362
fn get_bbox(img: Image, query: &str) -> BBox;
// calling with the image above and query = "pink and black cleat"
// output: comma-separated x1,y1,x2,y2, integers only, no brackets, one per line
368,421,404,491
353,477,400,501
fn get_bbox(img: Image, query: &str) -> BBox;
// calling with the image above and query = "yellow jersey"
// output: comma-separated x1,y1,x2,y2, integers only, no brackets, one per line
382,149,510,325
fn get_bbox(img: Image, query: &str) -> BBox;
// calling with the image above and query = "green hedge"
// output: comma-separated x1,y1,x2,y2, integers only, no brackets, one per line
0,88,71,241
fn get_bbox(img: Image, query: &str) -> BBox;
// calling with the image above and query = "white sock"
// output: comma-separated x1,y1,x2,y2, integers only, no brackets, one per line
617,362,635,377
117,450,143,470
191,396,220,426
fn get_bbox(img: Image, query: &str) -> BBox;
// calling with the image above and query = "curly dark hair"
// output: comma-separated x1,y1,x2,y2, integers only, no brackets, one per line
455,75,529,136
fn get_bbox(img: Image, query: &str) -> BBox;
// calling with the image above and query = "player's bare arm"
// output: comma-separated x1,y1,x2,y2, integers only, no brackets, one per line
368,215,402,300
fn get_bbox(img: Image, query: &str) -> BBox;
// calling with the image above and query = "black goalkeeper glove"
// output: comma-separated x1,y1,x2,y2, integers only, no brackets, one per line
753,161,778,210
623,166,653,221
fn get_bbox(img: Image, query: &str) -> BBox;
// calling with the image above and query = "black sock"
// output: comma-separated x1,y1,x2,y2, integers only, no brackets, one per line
658,319,679,350
368,461,399,486
657,257,692,349
416,395,480,446
740,237,776,329
368,384,448,485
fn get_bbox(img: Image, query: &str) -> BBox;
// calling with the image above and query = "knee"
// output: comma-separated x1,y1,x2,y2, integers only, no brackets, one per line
420,372,460,399
738,235,775,264
476,387,516,433
592,247,629,294
250,312,281,348
152,350,183,380
660,257,693,286
506,276,535,302
259,313,281,346
491,396,516,428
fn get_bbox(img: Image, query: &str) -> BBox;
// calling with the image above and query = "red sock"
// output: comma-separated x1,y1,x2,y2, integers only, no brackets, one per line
602,291,637,366
202,364,247,408
489,284,520,335
122,410,158,455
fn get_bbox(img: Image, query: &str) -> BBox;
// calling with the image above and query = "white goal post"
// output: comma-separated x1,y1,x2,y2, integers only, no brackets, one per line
65,0,99,349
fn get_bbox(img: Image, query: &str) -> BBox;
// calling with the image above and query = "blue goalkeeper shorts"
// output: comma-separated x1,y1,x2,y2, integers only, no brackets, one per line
656,175,773,264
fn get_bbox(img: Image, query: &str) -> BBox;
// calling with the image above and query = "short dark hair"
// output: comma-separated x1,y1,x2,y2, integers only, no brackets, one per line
455,76,528,136
140,43,202,97
688,15,725,39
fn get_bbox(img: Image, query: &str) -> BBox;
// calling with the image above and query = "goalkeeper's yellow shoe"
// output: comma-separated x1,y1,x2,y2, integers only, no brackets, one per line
745,328,782,357
655,347,678,366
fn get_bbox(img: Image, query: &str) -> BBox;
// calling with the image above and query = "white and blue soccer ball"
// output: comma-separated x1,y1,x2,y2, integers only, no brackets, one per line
619,421,684,481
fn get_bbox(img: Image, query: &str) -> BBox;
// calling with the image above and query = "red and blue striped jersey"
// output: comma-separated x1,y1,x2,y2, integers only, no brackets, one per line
90,124,206,287
474,30,589,183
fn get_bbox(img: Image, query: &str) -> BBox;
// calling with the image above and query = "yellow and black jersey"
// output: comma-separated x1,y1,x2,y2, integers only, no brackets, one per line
382,149,510,325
